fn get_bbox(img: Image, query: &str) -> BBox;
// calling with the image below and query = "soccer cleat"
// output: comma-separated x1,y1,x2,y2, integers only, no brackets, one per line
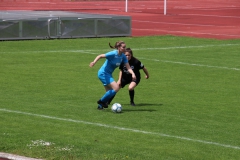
130,101,136,106
97,100,108,108
97,104,104,110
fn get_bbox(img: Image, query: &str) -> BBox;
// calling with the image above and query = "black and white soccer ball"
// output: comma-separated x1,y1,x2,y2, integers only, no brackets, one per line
111,103,122,113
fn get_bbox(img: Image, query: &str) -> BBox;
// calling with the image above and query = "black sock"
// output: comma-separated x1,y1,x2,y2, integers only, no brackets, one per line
129,90,135,102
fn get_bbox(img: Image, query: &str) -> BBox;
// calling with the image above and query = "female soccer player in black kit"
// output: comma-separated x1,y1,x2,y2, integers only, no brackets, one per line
108,48,149,106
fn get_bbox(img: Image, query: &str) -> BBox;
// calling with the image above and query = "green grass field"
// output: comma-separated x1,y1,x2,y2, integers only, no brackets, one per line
0,36,240,160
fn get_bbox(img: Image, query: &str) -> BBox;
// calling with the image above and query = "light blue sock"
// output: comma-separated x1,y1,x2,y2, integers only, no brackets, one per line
101,90,117,103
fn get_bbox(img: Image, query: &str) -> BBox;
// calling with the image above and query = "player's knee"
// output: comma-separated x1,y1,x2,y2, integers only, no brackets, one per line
128,82,137,91
114,86,121,92
128,87,134,91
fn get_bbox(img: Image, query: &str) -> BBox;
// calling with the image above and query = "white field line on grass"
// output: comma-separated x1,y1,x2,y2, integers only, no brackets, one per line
1,43,238,54
81,52,240,71
1,44,239,71
0,152,42,160
1,108,240,150
139,58,240,71
132,43,239,50
58,44,240,71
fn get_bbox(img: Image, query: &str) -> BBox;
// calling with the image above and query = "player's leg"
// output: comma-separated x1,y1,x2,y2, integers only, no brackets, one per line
128,81,137,106
98,80,120,109
101,85,113,105
99,81,119,103
97,74,116,109
105,81,119,105
107,94,115,105
107,78,127,105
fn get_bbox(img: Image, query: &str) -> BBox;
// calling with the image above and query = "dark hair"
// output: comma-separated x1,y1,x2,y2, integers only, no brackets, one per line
109,41,125,49
125,48,133,56
125,47,138,61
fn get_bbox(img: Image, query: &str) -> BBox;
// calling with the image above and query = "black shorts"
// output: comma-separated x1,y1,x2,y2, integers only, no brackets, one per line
121,78,140,88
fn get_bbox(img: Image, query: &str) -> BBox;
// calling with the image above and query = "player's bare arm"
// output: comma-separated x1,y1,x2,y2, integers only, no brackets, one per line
143,67,149,79
89,54,106,67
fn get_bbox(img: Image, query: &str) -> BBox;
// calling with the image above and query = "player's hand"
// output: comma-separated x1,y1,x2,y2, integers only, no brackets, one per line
117,80,121,86
145,75,149,79
89,62,95,67
132,75,136,81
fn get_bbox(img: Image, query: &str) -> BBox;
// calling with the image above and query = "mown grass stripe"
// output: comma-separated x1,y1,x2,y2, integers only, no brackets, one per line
1,108,240,150
1,43,239,54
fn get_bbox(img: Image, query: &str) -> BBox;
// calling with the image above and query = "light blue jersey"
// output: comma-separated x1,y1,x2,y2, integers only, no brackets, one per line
98,50,128,86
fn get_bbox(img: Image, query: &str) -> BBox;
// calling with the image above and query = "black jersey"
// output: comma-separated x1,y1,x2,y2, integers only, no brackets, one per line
119,57,144,81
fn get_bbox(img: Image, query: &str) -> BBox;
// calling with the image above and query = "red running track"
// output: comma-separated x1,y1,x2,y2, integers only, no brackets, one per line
0,0,240,39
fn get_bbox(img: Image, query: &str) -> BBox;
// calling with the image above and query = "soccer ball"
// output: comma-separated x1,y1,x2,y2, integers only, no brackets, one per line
111,103,122,113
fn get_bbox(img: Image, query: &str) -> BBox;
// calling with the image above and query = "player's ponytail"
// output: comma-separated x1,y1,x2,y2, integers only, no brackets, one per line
109,41,125,49
109,42,115,49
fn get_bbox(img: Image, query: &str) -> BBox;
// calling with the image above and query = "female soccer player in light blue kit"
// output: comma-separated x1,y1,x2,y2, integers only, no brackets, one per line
89,41,136,110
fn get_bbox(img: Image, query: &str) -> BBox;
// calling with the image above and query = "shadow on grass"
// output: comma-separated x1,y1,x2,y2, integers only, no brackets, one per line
120,103,163,107
134,103,163,107
122,109,157,112
120,103,163,112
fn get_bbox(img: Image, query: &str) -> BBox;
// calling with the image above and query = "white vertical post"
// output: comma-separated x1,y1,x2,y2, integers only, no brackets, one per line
125,0,128,12
164,0,167,15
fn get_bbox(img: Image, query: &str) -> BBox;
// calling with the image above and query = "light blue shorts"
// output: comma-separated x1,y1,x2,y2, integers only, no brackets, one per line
98,72,114,86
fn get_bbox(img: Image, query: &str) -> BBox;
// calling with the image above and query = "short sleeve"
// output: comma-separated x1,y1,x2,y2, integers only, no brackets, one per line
122,54,128,64
137,60,144,69
105,50,115,59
